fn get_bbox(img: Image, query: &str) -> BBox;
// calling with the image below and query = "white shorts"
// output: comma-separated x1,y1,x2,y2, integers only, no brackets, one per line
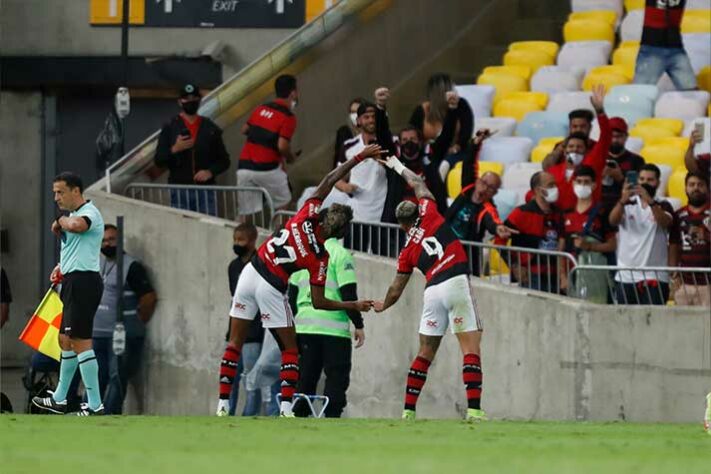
236,167,292,215
229,263,294,329
419,274,482,336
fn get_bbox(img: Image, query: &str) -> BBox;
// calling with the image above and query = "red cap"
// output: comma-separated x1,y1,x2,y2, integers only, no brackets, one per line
609,117,628,133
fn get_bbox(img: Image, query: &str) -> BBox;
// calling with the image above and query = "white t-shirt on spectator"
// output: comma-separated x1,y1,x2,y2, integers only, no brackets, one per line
343,134,387,223
615,195,672,283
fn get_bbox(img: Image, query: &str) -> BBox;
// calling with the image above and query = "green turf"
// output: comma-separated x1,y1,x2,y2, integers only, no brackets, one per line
1,416,709,474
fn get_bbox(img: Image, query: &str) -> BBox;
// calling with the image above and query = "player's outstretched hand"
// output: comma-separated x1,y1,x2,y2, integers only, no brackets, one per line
354,328,365,348
372,301,385,313
360,144,383,160
354,300,374,312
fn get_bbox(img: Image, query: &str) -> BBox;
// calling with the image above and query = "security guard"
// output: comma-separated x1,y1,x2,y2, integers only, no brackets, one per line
287,238,364,418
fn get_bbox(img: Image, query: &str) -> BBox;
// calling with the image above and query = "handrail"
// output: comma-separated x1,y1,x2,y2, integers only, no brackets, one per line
94,0,383,194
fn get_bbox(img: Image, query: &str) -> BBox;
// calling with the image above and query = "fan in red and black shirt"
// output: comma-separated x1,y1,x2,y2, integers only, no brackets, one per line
504,171,566,294
634,0,697,90
373,157,486,421
218,144,380,417
669,172,711,307
237,75,299,215
601,117,646,212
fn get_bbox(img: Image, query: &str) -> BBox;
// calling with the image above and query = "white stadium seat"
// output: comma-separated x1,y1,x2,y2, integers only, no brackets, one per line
683,33,711,74
531,66,585,94
479,137,535,165
687,0,711,9
626,136,644,154
664,197,682,211
492,188,519,221
656,73,677,93
603,84,658,127
502,162,543,205
456,84,495,119
620,10,644,42
547,91,595,115
475,117,518,137
656,165,673,198
571,0,623,19
683,117,711,137
557,41,612,71
655,91,711,122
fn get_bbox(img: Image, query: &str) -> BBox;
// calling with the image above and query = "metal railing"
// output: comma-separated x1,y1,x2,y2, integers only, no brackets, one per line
94,0,384,195
126,183,274,227
568,265,711,306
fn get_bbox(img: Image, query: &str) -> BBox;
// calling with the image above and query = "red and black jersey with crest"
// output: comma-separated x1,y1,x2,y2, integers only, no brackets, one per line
253,198,329,293
670,204,711,284
397,197,469,286
239,99,297,171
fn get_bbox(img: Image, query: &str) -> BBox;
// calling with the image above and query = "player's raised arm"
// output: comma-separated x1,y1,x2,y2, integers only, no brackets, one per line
311,143,383,201
373,272,411,313
380,156,435,201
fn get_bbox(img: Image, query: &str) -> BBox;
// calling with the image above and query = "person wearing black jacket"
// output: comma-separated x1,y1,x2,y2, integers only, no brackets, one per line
409,73,474,181
155,84,230,216
445,130,517,275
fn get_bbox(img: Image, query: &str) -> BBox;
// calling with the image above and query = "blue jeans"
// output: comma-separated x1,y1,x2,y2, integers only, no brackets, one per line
93,336,145,414
228,342,261,416
169,189,217,216
634,45,697,90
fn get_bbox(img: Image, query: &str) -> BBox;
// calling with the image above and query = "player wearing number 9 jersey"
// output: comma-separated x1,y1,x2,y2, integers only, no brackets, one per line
216,143,381,417
374,156,485,422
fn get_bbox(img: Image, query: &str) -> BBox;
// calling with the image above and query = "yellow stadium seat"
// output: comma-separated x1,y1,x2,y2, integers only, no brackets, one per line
564,19,615,43
569,10,618,27
488,248,510,276
531,137,564,163
698,65,711,94
583,65,632,92
667,168,688,206
640,144,686,169
636,117,684,135
509,41,560,58
477,72,529,103
624,0,644,11
503,49,555,74
493,97,544,122
630,125,676,143
645,136,690,150
447,162,463,198
483,65,532,82
478,160,505,177
613,45,639,68
501,91,549,108
682,10,711,34
619,40,640,49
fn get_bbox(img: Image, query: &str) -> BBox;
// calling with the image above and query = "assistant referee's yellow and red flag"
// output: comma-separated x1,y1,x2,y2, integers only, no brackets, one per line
18,288,63,361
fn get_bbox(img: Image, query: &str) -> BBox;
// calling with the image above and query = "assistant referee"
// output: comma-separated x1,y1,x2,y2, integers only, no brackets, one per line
33,172,106,416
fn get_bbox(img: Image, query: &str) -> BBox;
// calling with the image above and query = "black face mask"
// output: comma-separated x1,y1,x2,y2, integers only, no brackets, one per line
400,141,421,161
641,184,658,199
233,244,249,257
101,246,117,258
181,100,200,115
688,193,708,207
609,144,624,155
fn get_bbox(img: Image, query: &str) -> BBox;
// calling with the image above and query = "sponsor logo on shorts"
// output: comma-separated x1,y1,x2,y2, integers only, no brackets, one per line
453,317,464,325
426,320,438,328
261,313,271,321
234,302,246,311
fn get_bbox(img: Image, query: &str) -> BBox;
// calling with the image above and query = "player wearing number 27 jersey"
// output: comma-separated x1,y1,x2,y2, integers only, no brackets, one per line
374,155,485,422
216,143,381,417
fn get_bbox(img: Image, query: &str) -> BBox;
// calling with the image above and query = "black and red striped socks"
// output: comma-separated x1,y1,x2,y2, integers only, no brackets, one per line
280,348,299,406
218,345,241,400
404,356,431,411
463,353,483,409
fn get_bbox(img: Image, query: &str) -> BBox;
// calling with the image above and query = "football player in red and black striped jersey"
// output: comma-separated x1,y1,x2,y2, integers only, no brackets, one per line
373,156,485,422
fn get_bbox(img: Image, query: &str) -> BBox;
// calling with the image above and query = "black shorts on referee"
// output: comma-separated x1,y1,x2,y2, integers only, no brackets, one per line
59,271,104,340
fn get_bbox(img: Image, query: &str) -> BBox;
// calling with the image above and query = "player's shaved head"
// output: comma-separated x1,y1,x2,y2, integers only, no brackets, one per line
320,203,353,239
395,201,418,228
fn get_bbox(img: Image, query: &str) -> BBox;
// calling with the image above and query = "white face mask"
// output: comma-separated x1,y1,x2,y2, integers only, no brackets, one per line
567,152,584,167
290,100,298,111
573,184,593,199
543,186,559,203
349,112,358,127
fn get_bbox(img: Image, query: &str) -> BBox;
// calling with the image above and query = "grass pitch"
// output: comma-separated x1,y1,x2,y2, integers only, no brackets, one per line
1,416,709,473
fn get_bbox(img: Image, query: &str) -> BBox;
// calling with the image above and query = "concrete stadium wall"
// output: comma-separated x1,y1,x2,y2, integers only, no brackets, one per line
87,191,711,422
0,92,44,366
0,0,296,79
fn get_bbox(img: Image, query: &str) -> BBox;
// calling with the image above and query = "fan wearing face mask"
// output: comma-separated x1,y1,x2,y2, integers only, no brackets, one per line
559,166,617,296
332,98,366,170
154,83,231,216
502,171,566,294
546,84,611,212
601,117,646,213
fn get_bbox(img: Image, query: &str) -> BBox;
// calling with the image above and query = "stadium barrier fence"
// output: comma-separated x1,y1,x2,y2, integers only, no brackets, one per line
125,183,274,228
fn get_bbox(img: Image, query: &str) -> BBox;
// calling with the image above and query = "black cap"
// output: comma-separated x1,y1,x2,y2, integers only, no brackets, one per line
356,101,377,117
180,84,200,99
